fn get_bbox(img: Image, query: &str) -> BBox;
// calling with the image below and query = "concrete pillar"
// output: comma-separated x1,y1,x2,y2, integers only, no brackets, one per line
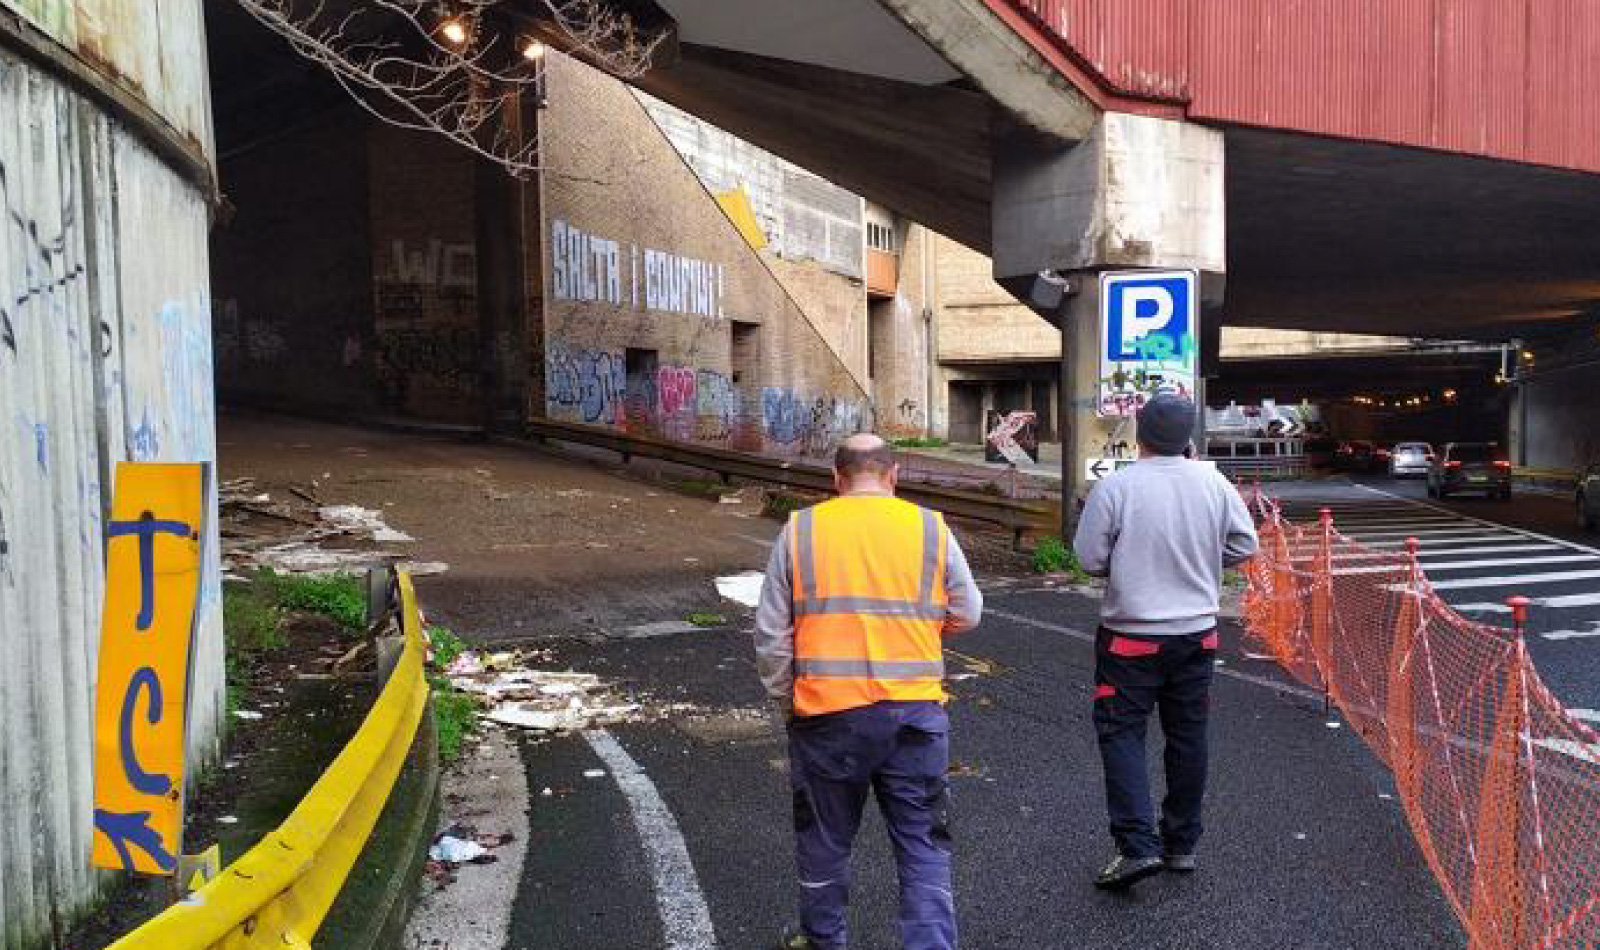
990,111,1226,532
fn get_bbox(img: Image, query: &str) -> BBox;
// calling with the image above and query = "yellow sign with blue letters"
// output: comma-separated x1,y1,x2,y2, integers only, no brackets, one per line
91,462,207,875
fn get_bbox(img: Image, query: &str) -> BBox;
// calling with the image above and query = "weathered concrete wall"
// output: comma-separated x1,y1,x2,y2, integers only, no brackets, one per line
541,54,873,457
0,23,222,948
871,225,936,437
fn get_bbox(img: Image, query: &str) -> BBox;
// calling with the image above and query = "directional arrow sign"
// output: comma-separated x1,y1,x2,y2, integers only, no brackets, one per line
1085,458,1135,481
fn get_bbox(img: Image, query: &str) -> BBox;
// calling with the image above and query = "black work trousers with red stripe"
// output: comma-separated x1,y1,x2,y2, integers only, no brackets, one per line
1092,627,1217,860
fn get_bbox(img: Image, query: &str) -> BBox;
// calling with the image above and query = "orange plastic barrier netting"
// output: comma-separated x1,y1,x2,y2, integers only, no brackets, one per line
1242,493,1600,949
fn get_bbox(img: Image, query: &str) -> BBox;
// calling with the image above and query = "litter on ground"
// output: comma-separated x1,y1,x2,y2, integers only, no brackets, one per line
448,650,688,733
715,571,765,608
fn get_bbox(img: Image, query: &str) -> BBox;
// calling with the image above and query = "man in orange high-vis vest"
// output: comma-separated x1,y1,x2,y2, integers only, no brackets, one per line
754,433,983,950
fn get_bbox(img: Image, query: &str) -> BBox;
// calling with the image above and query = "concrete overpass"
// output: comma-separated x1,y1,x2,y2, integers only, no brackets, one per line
578,0,1600,501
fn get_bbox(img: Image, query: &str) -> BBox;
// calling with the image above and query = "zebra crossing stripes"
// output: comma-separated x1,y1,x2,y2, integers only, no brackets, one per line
1274,490,1600,642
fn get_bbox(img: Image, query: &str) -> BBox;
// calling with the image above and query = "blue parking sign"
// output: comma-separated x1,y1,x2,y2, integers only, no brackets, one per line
1098,270,1199,417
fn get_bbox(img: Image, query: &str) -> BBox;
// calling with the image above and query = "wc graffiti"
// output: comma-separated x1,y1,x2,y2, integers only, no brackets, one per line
547,344,626,425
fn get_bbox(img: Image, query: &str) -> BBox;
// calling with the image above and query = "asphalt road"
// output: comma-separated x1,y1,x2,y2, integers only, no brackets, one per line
1274,476,1600,716
504,577,1466,950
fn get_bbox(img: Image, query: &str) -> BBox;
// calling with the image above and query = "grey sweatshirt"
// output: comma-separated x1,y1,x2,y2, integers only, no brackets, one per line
1072,456,1258,635
753,503,984,701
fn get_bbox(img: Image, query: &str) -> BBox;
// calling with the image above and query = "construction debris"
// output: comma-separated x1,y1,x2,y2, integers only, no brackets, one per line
448,650,678,733
220,476,430,576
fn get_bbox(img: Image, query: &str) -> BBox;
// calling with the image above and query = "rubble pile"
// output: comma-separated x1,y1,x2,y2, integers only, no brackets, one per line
447,650,687,732
219,476,444,577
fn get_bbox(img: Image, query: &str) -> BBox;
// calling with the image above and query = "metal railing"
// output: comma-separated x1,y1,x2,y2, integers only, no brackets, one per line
518,417,1060,543
109,570,430,949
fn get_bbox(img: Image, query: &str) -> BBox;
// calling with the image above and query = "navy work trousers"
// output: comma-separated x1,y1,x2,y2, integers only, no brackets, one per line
1092,627,1217,860
788,700,955,950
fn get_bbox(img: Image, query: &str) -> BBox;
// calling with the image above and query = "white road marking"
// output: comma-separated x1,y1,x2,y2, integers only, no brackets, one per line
1344,526,1520,539
584,729,718,950
1452,593,1600,615
1532,737,1600,765
1287,541,1556,558
1540,623,1600,641
1358,485,1600,558
1567,709,1600,723
1400,569,1600,592
1332,555,1597,577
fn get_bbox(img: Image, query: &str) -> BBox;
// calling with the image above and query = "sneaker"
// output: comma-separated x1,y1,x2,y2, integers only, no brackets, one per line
1094,854,1165,890
1164,853,1197,873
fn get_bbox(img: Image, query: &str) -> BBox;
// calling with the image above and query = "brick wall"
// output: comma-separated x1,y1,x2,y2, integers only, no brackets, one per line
537,53,873,457
212,112,376,415
933,234,1061,362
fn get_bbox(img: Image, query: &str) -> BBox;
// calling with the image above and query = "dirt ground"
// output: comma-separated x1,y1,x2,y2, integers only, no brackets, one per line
217,410,1034,645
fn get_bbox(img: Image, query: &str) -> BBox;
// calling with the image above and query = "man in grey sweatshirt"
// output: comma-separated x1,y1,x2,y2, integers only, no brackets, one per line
1072,392,1258,890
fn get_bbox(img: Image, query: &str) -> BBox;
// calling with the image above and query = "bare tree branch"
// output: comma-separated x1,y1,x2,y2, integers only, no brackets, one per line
230,0,667,177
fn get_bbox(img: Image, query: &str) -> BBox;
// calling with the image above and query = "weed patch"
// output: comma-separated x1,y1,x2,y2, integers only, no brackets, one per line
687,612,727,627
762,491,811,521
892,437,949,449
1031,536,1088,580
428,626,466,668
264,572,367,631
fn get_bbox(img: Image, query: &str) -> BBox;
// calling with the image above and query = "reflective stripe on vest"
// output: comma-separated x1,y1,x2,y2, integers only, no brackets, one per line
790,497,949,716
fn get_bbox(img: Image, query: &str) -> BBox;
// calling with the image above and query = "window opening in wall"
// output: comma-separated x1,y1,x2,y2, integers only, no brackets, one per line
624,347,659,430
867,221,896,253
730,321,759,386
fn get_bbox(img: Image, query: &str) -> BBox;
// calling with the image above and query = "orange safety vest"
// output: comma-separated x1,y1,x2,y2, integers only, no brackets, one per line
789,495,950,717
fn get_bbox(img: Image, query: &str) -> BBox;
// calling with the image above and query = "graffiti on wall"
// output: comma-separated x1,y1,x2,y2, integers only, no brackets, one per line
375,326,479,406
551,218,725,320
547,341,627,426
761,387,872,457
696,370,739,443
0,155,87,364
388,239,476,291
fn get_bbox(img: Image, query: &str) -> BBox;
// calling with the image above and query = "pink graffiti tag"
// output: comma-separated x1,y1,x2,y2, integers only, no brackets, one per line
656,367,697,416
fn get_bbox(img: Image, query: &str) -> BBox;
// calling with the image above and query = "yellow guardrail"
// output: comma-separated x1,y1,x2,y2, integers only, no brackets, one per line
111,570,430,950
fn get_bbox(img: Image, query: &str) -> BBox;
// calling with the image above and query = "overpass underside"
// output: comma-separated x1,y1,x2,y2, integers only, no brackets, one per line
564,0,1600,500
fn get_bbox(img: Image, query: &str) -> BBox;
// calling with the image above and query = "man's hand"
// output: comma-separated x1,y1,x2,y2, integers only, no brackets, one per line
768,696,794,731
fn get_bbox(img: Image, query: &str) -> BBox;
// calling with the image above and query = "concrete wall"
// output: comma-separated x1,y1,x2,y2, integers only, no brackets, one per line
1517,362,1600,472
1219,328,1412,358
540,54,873,457
0,12,222,946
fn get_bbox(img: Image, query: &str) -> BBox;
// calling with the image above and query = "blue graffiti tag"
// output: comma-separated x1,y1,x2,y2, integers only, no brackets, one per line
107,513,195,631
119,667,171,796
93,809,177,873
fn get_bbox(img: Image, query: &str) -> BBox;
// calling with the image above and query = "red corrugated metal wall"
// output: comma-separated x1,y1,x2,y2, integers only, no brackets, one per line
999,0,1600,173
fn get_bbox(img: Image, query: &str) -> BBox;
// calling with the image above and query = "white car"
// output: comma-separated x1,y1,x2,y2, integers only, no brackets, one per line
1389,442,1434,478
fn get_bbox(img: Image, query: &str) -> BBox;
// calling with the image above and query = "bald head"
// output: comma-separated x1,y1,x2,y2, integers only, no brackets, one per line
833,433,898,494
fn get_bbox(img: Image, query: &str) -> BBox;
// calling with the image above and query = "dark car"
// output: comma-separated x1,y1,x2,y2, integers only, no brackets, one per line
1580,466,1600,532
1336,440,1375,472
1428,442,1512,500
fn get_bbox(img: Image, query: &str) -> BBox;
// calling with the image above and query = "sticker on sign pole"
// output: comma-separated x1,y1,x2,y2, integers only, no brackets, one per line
1098,270,1199,418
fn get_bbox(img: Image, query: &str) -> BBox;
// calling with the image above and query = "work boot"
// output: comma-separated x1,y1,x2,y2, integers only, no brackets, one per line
1094,854,1164,890
777,925,838,950
1163,853,1198,873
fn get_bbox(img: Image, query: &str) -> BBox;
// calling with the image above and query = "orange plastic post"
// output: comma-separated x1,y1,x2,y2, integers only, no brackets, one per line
1310,509,1335,699
1465,637,1530,950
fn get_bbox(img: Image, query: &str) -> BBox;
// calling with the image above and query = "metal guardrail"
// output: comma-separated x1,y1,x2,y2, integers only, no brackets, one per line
1513,466,1580,488
110,570,430,950
519,417,1060,543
